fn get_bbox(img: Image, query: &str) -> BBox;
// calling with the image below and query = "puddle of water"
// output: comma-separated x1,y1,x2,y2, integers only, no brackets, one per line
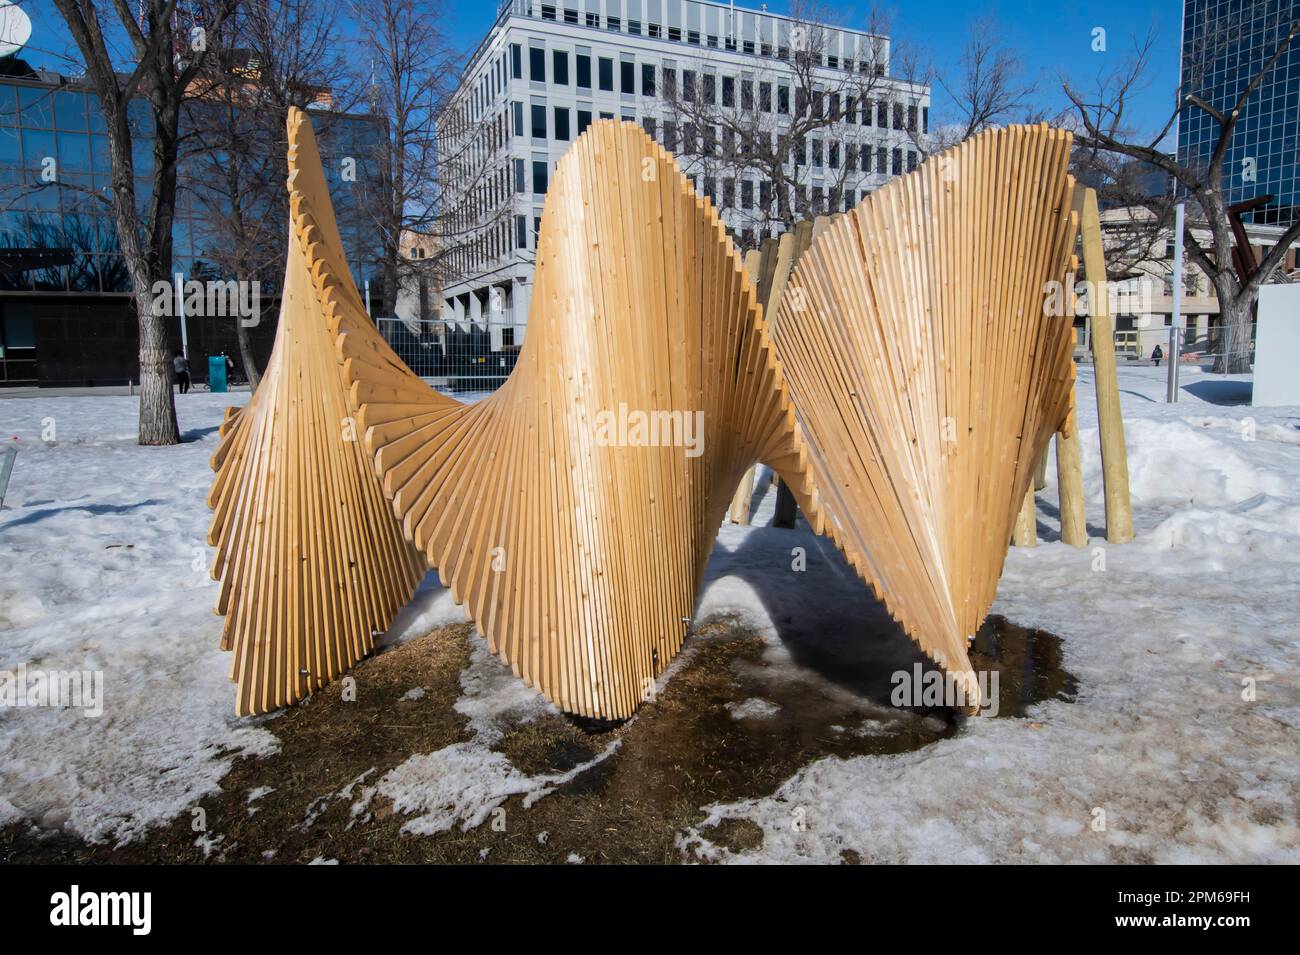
969,614,1080,718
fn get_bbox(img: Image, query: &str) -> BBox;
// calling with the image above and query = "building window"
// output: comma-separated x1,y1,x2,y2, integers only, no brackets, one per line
721,76,734,107
515,215,527,250
877,102,888,126
702,73,715,104
529,47,545,83
862,99,873,126
922,107,929,133
585,12,597,26
541,4,556,20
892,147,903,175
628,20,642,35
740,79,753,110
641,63,655,97
683,70,696,102
662,67,676,99
893,103,904,129
741,180,753,209
777,85,789,114
553,50,569,85
861,146,871,173
512,101,524,136
511,44,522,80
531,103,547,139
576,53,591,89
577,109,592,135
621,60,635,94
533,160,549,195
598,57,614,92
907,105,918,132
906,150,918,172
607,16,621,31
514,158,525,192
877,146,887,173
642,116,656,138
554,107,571,140
564,8,578,24
668,26,681,41
648,23,661,38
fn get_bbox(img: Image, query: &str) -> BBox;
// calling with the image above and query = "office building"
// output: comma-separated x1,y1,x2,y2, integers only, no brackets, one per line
436,0,931,350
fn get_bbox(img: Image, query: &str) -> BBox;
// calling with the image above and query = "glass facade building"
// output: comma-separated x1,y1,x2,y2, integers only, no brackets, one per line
1178,0,1300,225
0,72,385,385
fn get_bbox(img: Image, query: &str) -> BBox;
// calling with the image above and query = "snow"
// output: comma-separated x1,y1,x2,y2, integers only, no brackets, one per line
680,365,1300,864
726,697,782,720
350,640,621,836
1,362,1298,861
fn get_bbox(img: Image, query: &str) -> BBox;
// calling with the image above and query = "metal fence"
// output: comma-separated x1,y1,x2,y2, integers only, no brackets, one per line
375,316,520,394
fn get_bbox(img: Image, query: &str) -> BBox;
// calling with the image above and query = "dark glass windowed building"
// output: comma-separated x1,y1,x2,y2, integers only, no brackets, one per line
0,66,384,386
1178,0,1300,225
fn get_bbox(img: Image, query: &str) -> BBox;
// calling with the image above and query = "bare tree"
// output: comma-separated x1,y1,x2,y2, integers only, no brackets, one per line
186,0,356,389
658,4,928,247
51,0,236,444
1064,7,1300,373
353,0,510,315
931,15,1038,149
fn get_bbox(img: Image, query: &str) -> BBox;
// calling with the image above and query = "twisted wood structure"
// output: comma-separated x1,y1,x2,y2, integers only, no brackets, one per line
771,126,1080,700
208,109,1082,719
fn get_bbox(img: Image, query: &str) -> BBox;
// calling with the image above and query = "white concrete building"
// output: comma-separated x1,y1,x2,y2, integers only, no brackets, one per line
436,0,931,350
1089,206,1300,363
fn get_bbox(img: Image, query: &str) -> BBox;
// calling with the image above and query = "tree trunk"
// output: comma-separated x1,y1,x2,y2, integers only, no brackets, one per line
137,296,180,445
236,316,262,392
1214,295,1254,374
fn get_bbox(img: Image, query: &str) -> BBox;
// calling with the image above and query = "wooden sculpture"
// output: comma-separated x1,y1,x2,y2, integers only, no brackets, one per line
770,125,1080,703
208,109,1082,719
205,113,427,716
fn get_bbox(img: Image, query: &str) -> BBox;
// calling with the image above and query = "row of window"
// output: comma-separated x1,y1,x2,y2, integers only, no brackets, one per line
509,44,925,131
531,4,886,75
509,101,918,173
448,156,899,282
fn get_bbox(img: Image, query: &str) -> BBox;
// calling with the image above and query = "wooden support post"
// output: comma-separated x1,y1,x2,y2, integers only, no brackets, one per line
1056,395,1088,547
1033,448,1049,491
1077,187,1134,544
1012,483,1037,546
773,482,799,529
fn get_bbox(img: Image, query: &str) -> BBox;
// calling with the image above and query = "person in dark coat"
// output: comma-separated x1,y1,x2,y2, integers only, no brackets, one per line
1151,343,1164,367
173,352,191,394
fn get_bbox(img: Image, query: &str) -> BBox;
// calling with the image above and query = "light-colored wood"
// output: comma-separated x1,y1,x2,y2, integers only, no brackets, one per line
1033,449,1049,491
769,124,1080,708
209,113,1085,720
1076,187,1134,544
205,110,426,716
1012,484,1038,547
727,249,765,525
1056,389,1088,547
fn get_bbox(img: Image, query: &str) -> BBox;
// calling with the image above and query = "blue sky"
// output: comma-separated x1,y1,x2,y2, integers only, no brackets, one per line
22,0,1182,140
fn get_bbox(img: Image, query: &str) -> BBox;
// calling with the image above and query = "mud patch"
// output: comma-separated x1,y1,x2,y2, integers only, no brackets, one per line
0,612,1077,863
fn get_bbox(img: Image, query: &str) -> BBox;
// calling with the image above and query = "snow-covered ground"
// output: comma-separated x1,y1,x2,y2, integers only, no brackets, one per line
1,363,1297,861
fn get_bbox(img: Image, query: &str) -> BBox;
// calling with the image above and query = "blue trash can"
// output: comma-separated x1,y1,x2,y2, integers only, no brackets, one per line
208,355,228,393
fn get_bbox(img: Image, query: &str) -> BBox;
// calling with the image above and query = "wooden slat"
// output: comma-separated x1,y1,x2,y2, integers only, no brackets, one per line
208,112,1089,721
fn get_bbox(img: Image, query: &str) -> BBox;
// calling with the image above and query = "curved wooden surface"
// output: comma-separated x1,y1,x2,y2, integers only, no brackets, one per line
771,125,1079,702
205,111,427,716
207,110,1078,719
